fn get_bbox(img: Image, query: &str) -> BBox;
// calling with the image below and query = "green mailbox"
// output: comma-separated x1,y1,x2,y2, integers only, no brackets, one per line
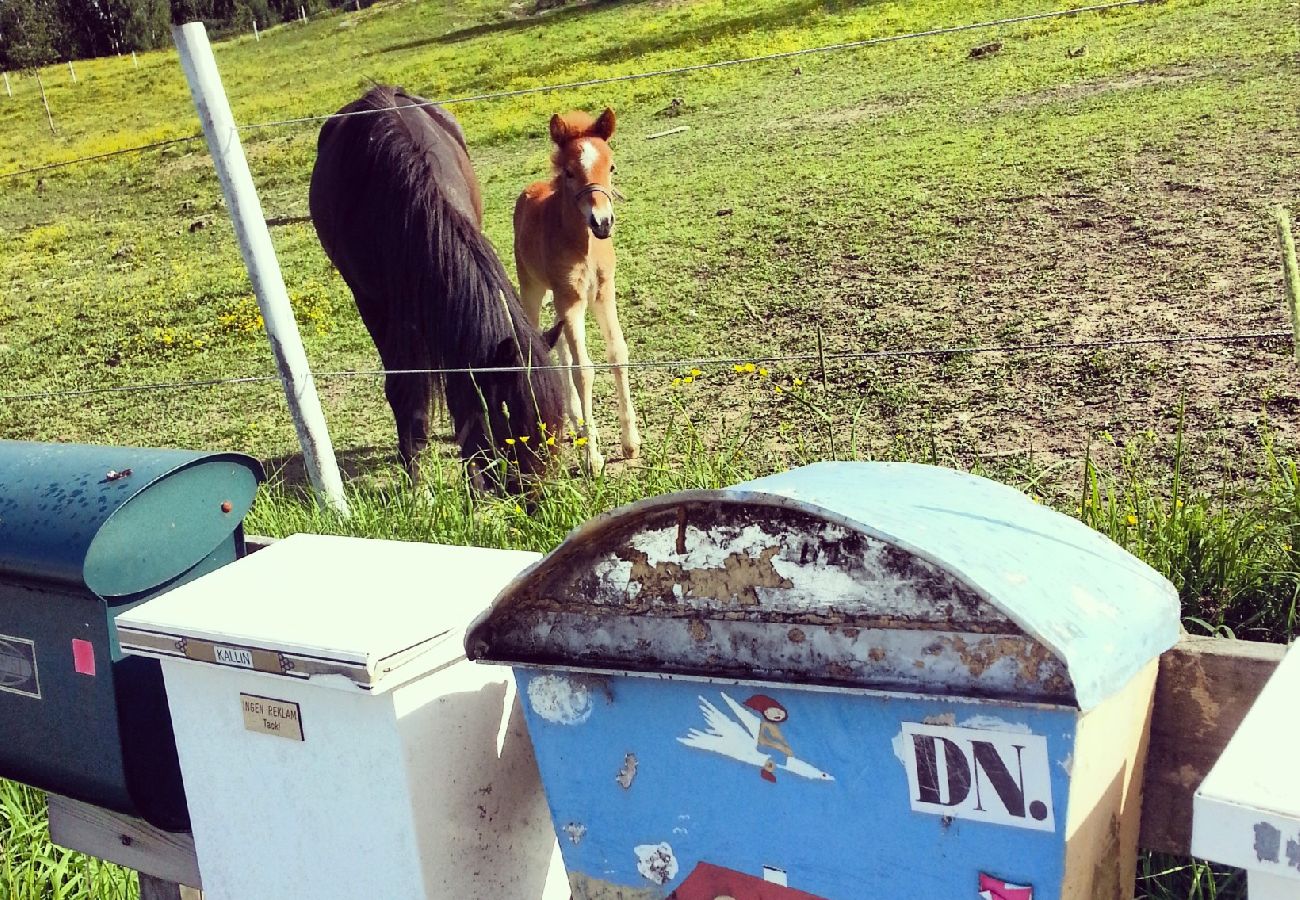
0,440,263,831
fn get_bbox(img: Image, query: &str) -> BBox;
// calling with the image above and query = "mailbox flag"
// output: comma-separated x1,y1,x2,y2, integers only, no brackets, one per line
979,873,1033,900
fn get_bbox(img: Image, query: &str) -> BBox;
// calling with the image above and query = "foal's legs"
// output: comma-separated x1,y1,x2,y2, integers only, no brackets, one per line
592,275,640,460
558,291,604,472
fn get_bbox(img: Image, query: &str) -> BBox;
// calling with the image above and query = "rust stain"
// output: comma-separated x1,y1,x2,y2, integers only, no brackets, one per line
787,627,806,644
568,873,660,900
688,619,711,642
675,506,687,555
842,627,860,638
868,647,887,662
827,662,854,680
946,635,1058,685
616,544,793,607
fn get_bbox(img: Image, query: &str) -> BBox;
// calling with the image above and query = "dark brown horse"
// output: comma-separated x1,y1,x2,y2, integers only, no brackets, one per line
309,85,564,489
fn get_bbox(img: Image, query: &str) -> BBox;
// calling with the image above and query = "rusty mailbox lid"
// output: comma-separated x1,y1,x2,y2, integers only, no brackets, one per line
467,461,1181,711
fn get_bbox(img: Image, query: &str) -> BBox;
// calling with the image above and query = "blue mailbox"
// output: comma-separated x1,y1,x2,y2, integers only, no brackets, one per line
467,462,1180,899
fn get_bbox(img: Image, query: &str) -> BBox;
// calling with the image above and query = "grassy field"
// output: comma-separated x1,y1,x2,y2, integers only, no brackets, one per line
0,0,1298,896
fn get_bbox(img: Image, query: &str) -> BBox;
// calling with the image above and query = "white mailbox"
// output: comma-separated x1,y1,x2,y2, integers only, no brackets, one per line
1192,644,1300,900
117,533,565,900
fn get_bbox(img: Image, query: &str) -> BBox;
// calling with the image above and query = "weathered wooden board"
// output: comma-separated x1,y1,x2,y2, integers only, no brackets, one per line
46,794,202,889
1139,635,1289,856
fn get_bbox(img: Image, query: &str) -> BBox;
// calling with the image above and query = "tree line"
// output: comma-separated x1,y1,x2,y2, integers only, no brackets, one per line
0,0,359,70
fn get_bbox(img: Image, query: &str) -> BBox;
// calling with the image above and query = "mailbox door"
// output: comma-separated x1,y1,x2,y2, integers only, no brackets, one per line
0,580,133,816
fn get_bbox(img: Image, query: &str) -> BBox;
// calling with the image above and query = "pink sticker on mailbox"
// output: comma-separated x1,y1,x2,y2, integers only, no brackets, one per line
71,639,95,676
979,873,1033,900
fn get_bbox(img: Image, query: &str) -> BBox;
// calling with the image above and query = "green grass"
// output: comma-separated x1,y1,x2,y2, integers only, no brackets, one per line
1,0,1298,896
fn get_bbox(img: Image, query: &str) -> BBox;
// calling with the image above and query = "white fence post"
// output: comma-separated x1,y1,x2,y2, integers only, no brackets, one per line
253,20,260,41
172,22,349,515
131,51,139,68
3,72,11,97
67,60,77,83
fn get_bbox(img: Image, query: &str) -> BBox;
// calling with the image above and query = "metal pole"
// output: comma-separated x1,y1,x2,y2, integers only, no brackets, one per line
171,22,349,515
299,6,306,23
3,72,10,97
132,51,139,68
67,60,77,83
253,20,260,41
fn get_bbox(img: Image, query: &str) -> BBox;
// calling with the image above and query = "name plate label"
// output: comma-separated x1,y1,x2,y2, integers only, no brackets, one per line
241,693,304,741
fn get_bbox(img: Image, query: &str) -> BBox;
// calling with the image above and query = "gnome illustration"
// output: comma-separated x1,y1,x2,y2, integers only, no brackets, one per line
743,694,794,782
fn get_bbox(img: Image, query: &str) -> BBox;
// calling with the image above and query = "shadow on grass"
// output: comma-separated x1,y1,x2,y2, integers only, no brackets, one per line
379,0,651,55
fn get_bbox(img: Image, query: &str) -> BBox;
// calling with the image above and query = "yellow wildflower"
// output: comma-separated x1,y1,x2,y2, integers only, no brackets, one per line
574,437,589,447
505,438,516,446
546,436,556,446
519,435,530,443
773,385,783,394
1125,514,1137,526
683,376,694,384
793,378,803,387
758,367,769,377
690,368,702,377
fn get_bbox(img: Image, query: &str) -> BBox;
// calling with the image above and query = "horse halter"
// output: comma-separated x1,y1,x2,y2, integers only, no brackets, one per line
574,183,614,205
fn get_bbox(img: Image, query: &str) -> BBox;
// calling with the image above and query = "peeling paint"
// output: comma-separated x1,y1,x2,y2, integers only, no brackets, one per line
1253,821,1281,863
568,872,659,900
634,842,678,885
922,713,957,726
615,752,638,789
527,674,594,725
564,822,588,845
959,714,1032,734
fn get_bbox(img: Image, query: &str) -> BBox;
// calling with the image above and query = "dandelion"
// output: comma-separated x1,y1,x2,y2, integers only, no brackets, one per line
683,376,695,384
758,367,769,377
574,437,589,447
673,377,683,387
739,362,756,374
1125,514,1137,526
733,364,745,373
690,368,702,377
793,378,804,387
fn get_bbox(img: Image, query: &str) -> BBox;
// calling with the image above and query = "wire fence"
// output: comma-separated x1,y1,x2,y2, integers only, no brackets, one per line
0,0,1163,181
2,329,1289,404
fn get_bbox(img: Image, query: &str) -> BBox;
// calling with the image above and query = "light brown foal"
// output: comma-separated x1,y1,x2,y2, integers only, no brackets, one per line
513,108,640,471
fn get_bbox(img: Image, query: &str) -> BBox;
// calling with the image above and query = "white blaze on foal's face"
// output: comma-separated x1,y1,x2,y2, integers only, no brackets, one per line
573,138,614,239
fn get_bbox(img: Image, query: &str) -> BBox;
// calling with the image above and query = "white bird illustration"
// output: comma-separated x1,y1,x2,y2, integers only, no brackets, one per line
677,692,834,781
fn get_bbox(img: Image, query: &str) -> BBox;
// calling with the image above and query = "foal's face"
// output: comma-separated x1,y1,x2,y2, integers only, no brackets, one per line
550,108,617,240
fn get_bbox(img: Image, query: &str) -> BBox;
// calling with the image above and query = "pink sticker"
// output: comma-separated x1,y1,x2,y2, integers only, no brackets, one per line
72,639,95,676
979,874,1033,900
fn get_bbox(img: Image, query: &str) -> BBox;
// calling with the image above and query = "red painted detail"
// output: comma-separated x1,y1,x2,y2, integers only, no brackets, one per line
670,862,828,900
743,693,788,719
979,872,1034,900
71,639,95,676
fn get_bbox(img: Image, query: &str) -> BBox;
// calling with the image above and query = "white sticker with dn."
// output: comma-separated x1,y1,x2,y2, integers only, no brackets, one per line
900,722,1055,832
214,645,254,668
241,693,304,741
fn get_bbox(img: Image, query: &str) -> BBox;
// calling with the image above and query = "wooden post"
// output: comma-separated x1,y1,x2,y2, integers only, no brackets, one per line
34,69,55,134
47,795,202,892
1276,206,1299,363
67,60,76,83
172,22,349,515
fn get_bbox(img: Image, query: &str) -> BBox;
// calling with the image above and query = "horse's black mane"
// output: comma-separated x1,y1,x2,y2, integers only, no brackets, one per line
310,85,564,487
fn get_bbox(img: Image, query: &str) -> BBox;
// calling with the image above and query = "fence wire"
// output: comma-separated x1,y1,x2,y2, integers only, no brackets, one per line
1,329,1288,404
